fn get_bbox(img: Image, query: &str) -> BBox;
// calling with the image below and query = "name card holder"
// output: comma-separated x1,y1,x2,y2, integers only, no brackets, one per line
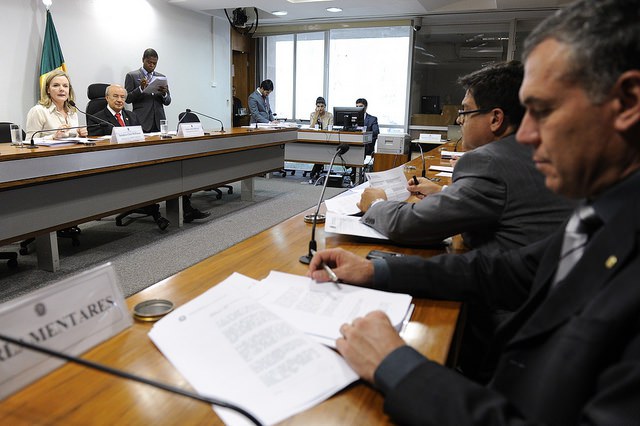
110,125,145,143
177,122,205,138
0,263,132,399
419,133,442,142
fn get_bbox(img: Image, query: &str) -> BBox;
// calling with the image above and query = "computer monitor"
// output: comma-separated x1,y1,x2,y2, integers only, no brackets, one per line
333,106,364,131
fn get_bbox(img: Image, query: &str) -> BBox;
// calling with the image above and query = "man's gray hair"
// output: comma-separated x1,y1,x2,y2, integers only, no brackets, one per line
524,0,640,103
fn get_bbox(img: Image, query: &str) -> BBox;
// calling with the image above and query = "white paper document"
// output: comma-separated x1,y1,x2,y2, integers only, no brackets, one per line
149,273,359,426
440,150,464,159
364,165,412,202
255,271,413,347
429,165,454,173
143,75,168,94
324,211,389,240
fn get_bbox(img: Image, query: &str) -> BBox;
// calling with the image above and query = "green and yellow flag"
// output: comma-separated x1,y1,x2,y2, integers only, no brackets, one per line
39,9,67,92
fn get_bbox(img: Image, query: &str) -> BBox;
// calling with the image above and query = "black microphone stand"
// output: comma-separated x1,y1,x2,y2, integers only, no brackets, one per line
28,124,98,149
69,101,115,131
0,333,263,426
299,143,350,265
186,109,225,132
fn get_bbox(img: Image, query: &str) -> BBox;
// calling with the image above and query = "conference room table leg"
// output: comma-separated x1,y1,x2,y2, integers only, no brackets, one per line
35,232,59,272
241,178,254,201
165,196,183,228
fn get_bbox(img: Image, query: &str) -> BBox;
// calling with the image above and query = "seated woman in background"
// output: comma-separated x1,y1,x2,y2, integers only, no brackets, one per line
309,96,334,182
25,70,88,140
25,69,87,239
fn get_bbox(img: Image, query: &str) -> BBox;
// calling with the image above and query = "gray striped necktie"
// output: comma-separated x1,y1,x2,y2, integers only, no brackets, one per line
552,205,602,288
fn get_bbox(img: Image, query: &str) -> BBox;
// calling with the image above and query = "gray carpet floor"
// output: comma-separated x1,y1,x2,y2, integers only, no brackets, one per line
0,173,347,304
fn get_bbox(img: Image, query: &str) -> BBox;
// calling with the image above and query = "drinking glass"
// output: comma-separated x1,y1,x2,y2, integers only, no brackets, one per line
159,119,169,137
10,124,24,148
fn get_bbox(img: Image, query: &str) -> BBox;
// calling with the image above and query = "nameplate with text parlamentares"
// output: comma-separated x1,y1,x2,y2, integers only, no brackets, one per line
110,125,145,143
0,263,132,400
177,122,205,138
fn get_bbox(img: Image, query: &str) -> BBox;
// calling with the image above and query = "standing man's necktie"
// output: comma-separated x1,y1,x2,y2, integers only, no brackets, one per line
552,204,602,288
115,112,125,127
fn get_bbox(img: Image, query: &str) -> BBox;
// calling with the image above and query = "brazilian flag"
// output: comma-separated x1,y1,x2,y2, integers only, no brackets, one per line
39,9,67,92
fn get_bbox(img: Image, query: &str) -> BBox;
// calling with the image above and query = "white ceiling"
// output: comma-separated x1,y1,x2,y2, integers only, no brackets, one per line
166,0,573,25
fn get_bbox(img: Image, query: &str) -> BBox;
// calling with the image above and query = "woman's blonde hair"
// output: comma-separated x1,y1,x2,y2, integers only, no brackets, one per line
39,70,77,112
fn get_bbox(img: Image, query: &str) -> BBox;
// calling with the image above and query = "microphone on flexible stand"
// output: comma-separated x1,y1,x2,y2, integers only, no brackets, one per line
0,333,263,426
414,141,426,178
185,109,225,132
68,101,116,132
299,143,350,265
27,124,102,149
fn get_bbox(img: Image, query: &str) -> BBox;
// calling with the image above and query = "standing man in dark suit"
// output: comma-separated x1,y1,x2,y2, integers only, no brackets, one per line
309,0,640,424
89,84,170,230
125,48,171,133
89,85,140,136
355,98,379,156
248,79,275,124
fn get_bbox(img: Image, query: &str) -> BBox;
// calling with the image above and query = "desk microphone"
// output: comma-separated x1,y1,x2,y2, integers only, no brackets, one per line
413,141,426,178
28,124,101,149
185,108,225,132
299,143,350,265
0,333,262,426
68,101,116,131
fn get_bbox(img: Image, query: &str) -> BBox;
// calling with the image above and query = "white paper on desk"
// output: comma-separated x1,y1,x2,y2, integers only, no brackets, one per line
364,165,411,202
436,171,453,178
440,150,464,159
429,165,454,173
254,271,413,348
324,211,389,240
149,272,357,426
32,137,76,146
143,75,168,94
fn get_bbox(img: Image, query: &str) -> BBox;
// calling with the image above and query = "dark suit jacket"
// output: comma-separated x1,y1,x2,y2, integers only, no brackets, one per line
125,68,171,133
248,90,274,123
376,172,640,425
88,108,140,137
363,113,379,155
362,135,574,252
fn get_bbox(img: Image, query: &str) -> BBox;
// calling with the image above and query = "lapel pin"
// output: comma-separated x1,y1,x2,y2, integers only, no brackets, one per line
605,255,617,269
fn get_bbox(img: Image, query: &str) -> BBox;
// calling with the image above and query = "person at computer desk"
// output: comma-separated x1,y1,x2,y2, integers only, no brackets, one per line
25,69,87,239
310,2,640,423
248,79,275,124
357,61,574,382
309,96,334,182
355,98,379,156
124,48,171,133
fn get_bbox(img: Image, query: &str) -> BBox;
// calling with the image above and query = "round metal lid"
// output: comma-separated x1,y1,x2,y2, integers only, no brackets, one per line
133,299,174,322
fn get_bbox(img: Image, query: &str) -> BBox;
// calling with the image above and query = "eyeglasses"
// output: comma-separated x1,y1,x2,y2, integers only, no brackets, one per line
457,108,492,118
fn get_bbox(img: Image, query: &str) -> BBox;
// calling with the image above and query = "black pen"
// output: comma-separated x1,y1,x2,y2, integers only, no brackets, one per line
311,249,341,290
412,175,419,186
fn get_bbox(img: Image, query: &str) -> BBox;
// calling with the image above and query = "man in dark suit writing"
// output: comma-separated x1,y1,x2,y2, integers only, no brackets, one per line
125,48,171,133
309,0,640,424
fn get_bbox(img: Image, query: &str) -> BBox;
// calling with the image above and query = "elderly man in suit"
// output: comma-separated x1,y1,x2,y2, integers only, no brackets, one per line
89,84,139,136
248,79,275,124
310,0,640,424
355,98,379,156
125,48,171,133
358,61,573,254
89,84,170,230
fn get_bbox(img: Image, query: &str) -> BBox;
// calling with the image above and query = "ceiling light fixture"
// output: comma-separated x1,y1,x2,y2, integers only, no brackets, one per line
326,7,342,13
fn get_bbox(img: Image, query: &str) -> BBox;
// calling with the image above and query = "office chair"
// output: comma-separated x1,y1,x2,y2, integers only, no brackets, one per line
86,83,109,127
177,111,233,199
85,83,170,231
0,121,26,142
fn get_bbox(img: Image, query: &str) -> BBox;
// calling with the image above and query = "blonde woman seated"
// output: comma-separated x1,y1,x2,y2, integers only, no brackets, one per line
25,70,88,140
25,70,87,239
309,96,334,181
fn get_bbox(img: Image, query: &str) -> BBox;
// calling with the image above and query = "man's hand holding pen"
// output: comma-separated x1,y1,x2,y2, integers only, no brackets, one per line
308,248,375,286
407,176,443,199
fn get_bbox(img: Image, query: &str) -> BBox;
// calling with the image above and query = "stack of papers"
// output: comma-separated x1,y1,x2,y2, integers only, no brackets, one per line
149,271,413,425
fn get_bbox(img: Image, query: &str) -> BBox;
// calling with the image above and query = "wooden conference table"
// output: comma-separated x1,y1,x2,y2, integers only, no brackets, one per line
0,128,297,271
0,148,463,425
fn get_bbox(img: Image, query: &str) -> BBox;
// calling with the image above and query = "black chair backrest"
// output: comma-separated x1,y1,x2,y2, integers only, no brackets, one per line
0,122,26,143
178,112,200,124
85,83,110,126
